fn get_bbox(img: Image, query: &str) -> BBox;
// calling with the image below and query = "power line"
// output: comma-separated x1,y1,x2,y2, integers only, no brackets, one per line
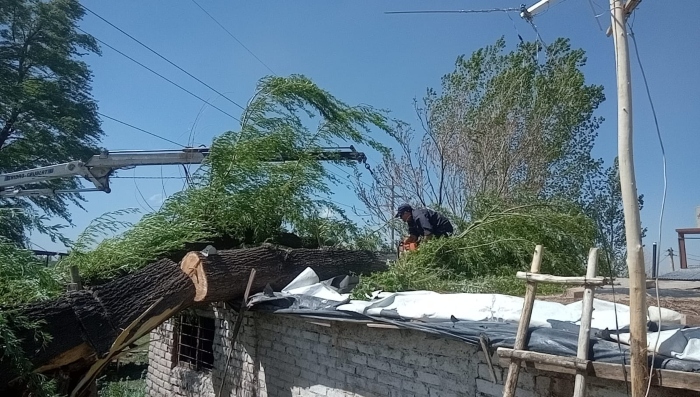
385,8,520,14
80,4,246,111
79,28,241,122
97,112,186,147
189,0,277,76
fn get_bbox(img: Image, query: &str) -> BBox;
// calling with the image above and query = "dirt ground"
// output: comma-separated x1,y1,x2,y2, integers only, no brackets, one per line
539,288,700,318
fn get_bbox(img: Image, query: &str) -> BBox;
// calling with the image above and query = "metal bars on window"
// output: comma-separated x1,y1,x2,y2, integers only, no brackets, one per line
175,314,215,371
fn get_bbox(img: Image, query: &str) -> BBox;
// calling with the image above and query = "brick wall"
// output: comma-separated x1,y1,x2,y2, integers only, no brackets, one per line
146,305,680,397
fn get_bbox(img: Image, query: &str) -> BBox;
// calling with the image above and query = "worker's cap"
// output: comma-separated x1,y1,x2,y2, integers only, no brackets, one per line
395,203,412,218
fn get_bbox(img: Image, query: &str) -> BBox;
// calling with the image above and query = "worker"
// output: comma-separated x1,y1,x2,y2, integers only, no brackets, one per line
395,203,454,245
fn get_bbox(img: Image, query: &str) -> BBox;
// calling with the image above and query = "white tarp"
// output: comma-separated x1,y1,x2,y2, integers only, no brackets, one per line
612,327,700,361
336,291,685,331
280,268,699,359
281,267,350,302
284,269,682,330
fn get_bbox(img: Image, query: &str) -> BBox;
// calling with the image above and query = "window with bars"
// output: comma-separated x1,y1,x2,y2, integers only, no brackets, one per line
174,314,215,371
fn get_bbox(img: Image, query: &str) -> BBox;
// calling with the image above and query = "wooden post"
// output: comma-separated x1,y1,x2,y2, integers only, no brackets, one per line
668,248,676,272
609,0,648,395
678,232,688,269
573,248,599,396
503,245,543,397
218,269,256,397
69,265,82,291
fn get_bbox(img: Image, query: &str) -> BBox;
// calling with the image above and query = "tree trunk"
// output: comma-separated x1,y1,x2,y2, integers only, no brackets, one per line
181,245,389,302
0,246,388,394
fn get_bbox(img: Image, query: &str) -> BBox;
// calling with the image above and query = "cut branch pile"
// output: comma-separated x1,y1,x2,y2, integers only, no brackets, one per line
0,245,388,396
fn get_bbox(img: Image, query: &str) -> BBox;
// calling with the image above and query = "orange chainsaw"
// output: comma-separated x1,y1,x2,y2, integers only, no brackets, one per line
398,241,419,255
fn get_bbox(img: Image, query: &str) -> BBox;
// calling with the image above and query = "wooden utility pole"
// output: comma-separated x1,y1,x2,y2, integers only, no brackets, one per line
668,248,676,272
609,0,647,395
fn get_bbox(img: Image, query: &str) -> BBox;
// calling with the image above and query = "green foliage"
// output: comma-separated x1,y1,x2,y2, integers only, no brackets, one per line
0,239,62,305
0,0,102,245
355,196,594,297
62,75,392,282
581,158,645,277
357,37,606,241
352,258,566,299
97,379,146,397
59,207,215,282
0,240,61,397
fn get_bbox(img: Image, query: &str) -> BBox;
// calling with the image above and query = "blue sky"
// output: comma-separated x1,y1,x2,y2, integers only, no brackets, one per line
29,0,700,275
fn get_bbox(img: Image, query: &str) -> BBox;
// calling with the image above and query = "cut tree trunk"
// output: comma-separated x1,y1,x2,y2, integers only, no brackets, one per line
181,246,389,302
0,245,388,395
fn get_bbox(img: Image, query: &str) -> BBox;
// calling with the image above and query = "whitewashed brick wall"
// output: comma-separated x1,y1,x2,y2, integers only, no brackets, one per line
146,305,680,397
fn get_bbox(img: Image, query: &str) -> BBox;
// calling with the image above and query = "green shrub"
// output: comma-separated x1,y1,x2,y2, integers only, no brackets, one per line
354,196,594,297
97,379,146,397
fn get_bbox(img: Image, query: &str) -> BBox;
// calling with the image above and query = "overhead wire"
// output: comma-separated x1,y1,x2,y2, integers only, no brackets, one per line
189,0,277,76
80,4,246,111
587,0,605,31
79,28,241,122
97,112,186,147
385,8,520,15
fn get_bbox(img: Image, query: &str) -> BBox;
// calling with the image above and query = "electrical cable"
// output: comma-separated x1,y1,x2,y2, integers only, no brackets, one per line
587,0,605,31
385,8,520,14
80,28,241,122
80,4,246,111
627,23,667,397
97,112,186,147
189,0,277,76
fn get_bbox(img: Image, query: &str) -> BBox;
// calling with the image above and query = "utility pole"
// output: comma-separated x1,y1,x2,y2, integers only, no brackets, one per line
609,0,647,395
522,0,647,394
668,248,676,272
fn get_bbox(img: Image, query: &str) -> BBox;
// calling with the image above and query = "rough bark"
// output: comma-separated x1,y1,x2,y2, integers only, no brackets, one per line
1,258,192,393
182,245,390,302
0,246,388,394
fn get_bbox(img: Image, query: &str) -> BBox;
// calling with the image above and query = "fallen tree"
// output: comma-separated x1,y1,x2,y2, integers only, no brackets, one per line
1,245,389,396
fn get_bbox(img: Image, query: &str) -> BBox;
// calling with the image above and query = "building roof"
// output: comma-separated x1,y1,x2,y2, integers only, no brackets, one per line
658,268,700,281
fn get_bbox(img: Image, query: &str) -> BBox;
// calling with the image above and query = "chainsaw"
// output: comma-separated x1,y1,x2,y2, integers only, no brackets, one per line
398,241,419,255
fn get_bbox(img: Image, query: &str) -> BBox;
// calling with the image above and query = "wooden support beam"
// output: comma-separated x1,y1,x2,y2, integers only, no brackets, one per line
573,248,599,397
68,265,82,291
679,232,688,269
497,348,590,372
498,357,700,393
515,272,608,286
480,335,498,383
218,269,256,397
503,245,544,397
366,323,401,329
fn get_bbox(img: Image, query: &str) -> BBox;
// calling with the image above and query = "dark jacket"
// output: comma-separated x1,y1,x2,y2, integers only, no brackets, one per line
407,208,454,238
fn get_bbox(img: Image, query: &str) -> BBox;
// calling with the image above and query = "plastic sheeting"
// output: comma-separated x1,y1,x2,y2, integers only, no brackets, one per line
337,291,683,331
613,328,700,363
246,267,700,372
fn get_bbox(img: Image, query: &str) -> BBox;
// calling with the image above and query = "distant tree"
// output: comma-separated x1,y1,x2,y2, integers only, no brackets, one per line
582,158,646,277
0,0,102,245
357,37,606,243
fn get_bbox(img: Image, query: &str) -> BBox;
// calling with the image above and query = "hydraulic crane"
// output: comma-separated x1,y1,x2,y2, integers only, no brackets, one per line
0,146,367,197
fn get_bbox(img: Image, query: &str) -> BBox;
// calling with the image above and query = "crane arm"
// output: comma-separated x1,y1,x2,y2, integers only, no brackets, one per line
0,148,209,197
0,146,368,197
